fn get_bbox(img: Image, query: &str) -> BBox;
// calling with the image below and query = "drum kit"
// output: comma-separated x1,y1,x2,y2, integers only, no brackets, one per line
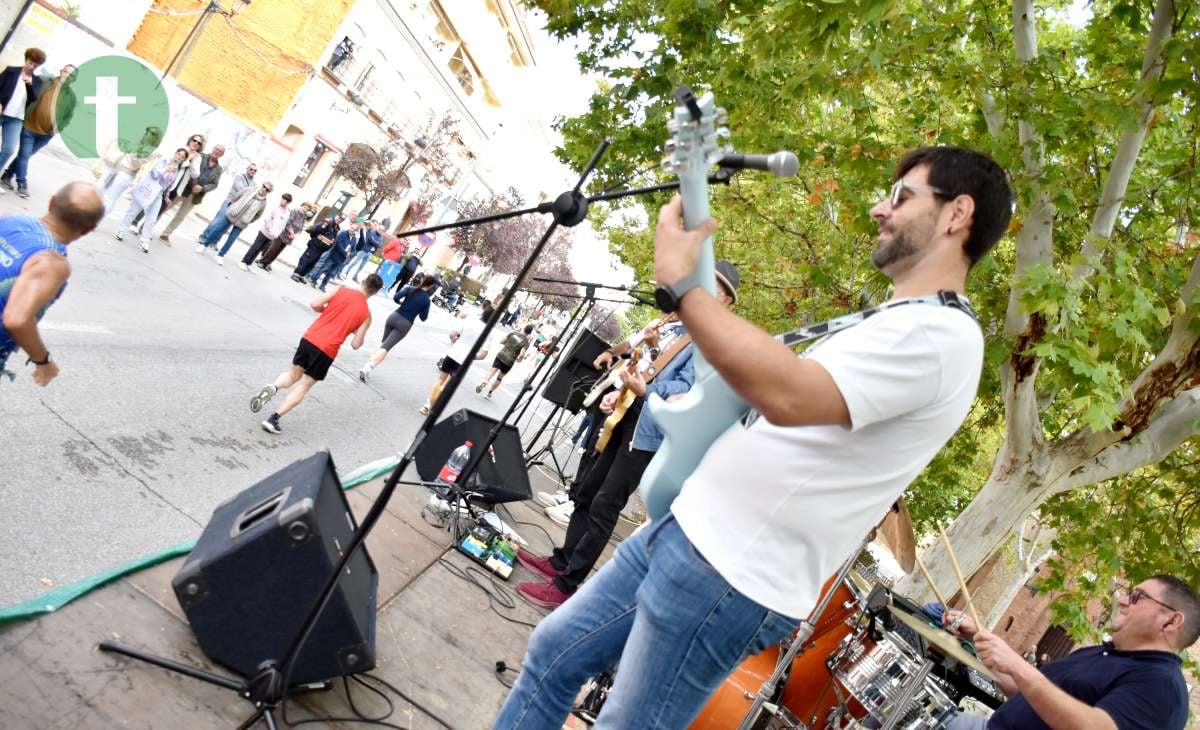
572,503,1007,729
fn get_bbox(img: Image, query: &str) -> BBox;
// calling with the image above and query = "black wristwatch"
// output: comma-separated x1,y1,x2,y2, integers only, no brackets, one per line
27,352,51,366
654,271,702,313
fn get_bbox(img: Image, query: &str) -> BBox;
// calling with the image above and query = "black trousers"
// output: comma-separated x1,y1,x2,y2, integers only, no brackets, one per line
294,241,329,277
551,401,652,592
391,268,415,293
241,232,274,266
258,238,288,267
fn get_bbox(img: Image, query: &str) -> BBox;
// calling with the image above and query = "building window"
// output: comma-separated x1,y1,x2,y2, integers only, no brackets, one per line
448,47,474,95
293,142,328,187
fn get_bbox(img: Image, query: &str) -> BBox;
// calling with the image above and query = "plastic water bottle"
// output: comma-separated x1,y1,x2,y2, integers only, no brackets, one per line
435,440,473,487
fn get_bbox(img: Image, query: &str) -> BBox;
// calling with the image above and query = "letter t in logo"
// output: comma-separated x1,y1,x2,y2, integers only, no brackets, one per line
83,76,136,154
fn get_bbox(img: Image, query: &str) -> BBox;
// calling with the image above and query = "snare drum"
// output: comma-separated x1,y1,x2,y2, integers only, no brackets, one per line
690,578,866,729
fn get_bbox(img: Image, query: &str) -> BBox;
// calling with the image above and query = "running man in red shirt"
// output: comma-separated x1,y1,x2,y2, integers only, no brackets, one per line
250,273,382,433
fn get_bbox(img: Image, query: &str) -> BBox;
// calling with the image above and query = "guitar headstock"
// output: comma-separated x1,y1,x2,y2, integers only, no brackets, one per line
663,86,728,179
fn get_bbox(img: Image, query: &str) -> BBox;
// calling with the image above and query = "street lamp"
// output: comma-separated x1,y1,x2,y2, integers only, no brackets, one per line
162,0,252,82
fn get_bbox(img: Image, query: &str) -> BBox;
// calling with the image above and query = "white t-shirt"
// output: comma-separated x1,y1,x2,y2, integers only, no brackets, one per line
447,317,486,364
671,300,983,619
3,78,28,119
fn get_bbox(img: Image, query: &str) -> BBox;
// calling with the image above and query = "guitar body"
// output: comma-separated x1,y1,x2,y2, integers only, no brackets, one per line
638,86,738,521
595,389,639,453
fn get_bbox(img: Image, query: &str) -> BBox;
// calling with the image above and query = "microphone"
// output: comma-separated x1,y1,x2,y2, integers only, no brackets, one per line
717,150,799,178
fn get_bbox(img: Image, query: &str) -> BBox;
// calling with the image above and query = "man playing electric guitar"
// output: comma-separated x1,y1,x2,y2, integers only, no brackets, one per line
513,261,740,611
494,146,1013,728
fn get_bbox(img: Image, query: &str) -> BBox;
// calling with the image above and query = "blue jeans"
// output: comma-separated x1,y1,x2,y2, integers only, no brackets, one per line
308,253,346,290
215,225,245,257
4,128,53,186
494,515,798,728
341,249,372,280
199,201,232,245
0,116,23,175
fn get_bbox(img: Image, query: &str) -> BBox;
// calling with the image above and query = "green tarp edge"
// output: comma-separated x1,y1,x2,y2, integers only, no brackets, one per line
0,455,402,628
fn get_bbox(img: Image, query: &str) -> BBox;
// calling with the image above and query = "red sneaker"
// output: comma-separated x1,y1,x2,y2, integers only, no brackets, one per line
517,548,560,580
517,580,573,609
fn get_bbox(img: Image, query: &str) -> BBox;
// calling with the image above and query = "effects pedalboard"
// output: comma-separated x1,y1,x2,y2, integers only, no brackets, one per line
456,517,518,579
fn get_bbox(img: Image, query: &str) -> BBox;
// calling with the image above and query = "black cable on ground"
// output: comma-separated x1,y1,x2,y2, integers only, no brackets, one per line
436,556,538,630
279,671,455,729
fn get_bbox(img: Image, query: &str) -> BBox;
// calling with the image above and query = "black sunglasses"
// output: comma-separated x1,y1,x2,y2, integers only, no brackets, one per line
1129,587,1178,612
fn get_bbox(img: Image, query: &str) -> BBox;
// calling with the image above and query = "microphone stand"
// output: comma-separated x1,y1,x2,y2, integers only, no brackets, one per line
95,142,738,730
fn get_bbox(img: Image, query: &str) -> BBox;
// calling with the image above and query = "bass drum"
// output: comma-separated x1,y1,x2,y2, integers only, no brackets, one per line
690,578,865,730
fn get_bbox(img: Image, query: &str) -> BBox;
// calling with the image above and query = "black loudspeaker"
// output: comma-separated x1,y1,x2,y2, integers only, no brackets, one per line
542,329,609,412
415,409,532,503
172,451,377,685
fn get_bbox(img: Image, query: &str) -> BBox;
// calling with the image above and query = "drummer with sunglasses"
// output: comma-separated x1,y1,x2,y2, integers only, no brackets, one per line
942,574,1197,729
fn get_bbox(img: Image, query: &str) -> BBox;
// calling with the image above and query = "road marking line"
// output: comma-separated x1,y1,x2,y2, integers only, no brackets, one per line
38,322,113,334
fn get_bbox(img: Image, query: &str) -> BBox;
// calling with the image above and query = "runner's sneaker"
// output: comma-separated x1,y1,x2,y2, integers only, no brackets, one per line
216,256,225,266
484,389,493,399
475,382,485,393
15,184,28,199
261,414,282,434
194,244,207,254
250,384,278,413
418,405,431,416
535,490,569,509
238,262,250,272
139,241,150,253
114,231,124,241
545,501,573,527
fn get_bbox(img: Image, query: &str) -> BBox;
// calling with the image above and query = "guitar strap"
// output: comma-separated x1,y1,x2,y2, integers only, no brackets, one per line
644,333,693,382
778,290,978,349
739,291,978,430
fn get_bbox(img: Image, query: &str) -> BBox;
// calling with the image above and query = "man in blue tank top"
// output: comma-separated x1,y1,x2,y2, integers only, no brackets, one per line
0,181,103,385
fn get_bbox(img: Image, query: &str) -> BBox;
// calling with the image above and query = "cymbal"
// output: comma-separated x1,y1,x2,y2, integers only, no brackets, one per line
888,605,996,681
876,498,917,573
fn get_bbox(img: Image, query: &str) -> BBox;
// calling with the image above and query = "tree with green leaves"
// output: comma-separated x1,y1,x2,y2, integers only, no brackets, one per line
533,0,1200,638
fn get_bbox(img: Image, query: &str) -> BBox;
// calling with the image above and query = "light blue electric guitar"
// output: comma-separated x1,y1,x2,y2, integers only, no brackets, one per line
638,86,749,520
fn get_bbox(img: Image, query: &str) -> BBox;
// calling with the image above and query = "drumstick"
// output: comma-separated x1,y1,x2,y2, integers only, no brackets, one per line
914,552,949,609
940,528,983,630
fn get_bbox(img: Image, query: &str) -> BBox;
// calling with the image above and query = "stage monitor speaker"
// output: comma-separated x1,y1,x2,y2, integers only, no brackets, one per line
542,328,609,413
172,451,377,685
415,408,531,503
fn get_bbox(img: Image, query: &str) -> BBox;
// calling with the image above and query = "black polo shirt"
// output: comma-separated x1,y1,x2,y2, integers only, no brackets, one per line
988,642,1188,730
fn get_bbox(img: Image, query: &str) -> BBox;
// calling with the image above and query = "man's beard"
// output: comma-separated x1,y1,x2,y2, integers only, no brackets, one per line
872,227,920,271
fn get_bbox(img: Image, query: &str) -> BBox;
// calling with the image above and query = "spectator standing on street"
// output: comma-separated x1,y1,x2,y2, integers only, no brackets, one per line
239,192,291,271
0,48,45,191
307,219,359,291
257,201,312,271
291,213,339,281
250,274,381,434
357,273,437,381
1,63,75,198
99,126,161,213
417,309,489,416
114,147,184,252
375,235,404,287
0,181,103,385
341,219,381,282
159,133,204,219
204,181,270,264
194,161,256,252
158,143,224,243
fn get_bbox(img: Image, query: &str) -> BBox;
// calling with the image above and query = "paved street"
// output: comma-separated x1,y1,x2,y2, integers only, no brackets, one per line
0,146,578,608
